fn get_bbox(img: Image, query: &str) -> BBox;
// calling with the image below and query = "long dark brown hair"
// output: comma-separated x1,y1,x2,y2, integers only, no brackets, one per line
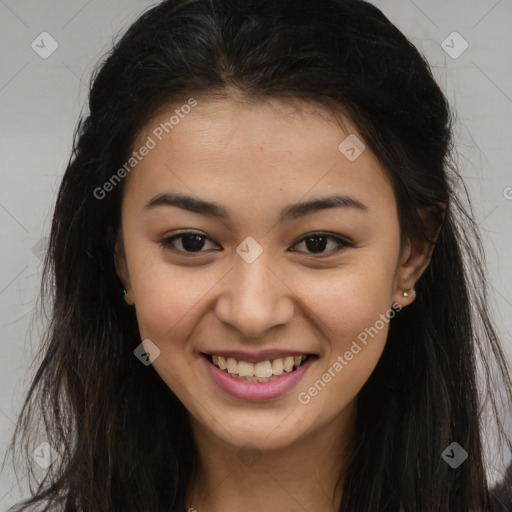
3,0,512,510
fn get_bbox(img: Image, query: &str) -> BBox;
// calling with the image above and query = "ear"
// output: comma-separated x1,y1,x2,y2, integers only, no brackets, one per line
393,204,445,308
114,230,134,305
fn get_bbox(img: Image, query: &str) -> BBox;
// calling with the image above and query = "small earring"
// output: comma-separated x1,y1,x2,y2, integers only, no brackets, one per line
402,288,415,297
123,288,127,296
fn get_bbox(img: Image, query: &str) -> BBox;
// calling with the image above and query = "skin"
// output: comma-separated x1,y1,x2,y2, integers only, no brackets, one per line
115,94,434,512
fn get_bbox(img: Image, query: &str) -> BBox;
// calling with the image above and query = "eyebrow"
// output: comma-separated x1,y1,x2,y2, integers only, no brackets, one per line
144,192,367,222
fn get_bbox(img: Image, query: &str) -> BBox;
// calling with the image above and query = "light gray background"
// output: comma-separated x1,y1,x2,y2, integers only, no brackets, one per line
1,0,511,508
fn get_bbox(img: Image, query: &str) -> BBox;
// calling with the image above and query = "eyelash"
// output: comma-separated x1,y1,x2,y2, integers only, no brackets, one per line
159,230,355,257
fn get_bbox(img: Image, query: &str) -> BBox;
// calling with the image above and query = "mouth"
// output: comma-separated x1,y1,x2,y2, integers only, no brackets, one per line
200,352,318,401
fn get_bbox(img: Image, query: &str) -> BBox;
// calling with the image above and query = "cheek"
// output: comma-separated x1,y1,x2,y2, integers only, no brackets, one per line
133,270,206,340
130,265,212,398
295,256,397,345
295,289,392,415
291,255,396,405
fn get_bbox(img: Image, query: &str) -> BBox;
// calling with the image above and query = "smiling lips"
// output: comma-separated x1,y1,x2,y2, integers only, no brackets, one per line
210,354,309,382
203,352,316,401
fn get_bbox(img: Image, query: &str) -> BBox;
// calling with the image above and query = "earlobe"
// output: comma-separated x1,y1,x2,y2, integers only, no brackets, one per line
393,287,416,309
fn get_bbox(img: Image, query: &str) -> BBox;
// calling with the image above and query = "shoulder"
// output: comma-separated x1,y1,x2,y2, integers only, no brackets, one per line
489,465,512,512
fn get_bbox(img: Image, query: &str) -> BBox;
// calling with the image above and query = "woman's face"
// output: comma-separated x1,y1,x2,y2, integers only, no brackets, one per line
116,96,422,451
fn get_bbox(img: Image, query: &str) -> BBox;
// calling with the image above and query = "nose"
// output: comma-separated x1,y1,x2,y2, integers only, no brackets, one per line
214,252,295,338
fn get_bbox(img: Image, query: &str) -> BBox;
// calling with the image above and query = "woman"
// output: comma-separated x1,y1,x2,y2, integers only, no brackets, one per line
4,0,511,510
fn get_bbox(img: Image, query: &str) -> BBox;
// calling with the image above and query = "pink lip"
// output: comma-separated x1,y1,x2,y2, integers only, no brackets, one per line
202,354,316,401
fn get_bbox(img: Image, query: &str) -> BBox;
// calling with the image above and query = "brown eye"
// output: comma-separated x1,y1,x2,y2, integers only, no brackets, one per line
290,233,355,256
160,231,219,254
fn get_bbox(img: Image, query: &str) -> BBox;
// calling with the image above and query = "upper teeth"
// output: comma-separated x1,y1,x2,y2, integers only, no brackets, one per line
212,355,307,377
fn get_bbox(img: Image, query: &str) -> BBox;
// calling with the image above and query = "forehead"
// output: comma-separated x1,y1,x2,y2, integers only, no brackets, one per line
123,96,396,218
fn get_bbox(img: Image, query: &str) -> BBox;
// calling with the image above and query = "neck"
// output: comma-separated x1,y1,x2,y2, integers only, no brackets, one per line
185,400,356,512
